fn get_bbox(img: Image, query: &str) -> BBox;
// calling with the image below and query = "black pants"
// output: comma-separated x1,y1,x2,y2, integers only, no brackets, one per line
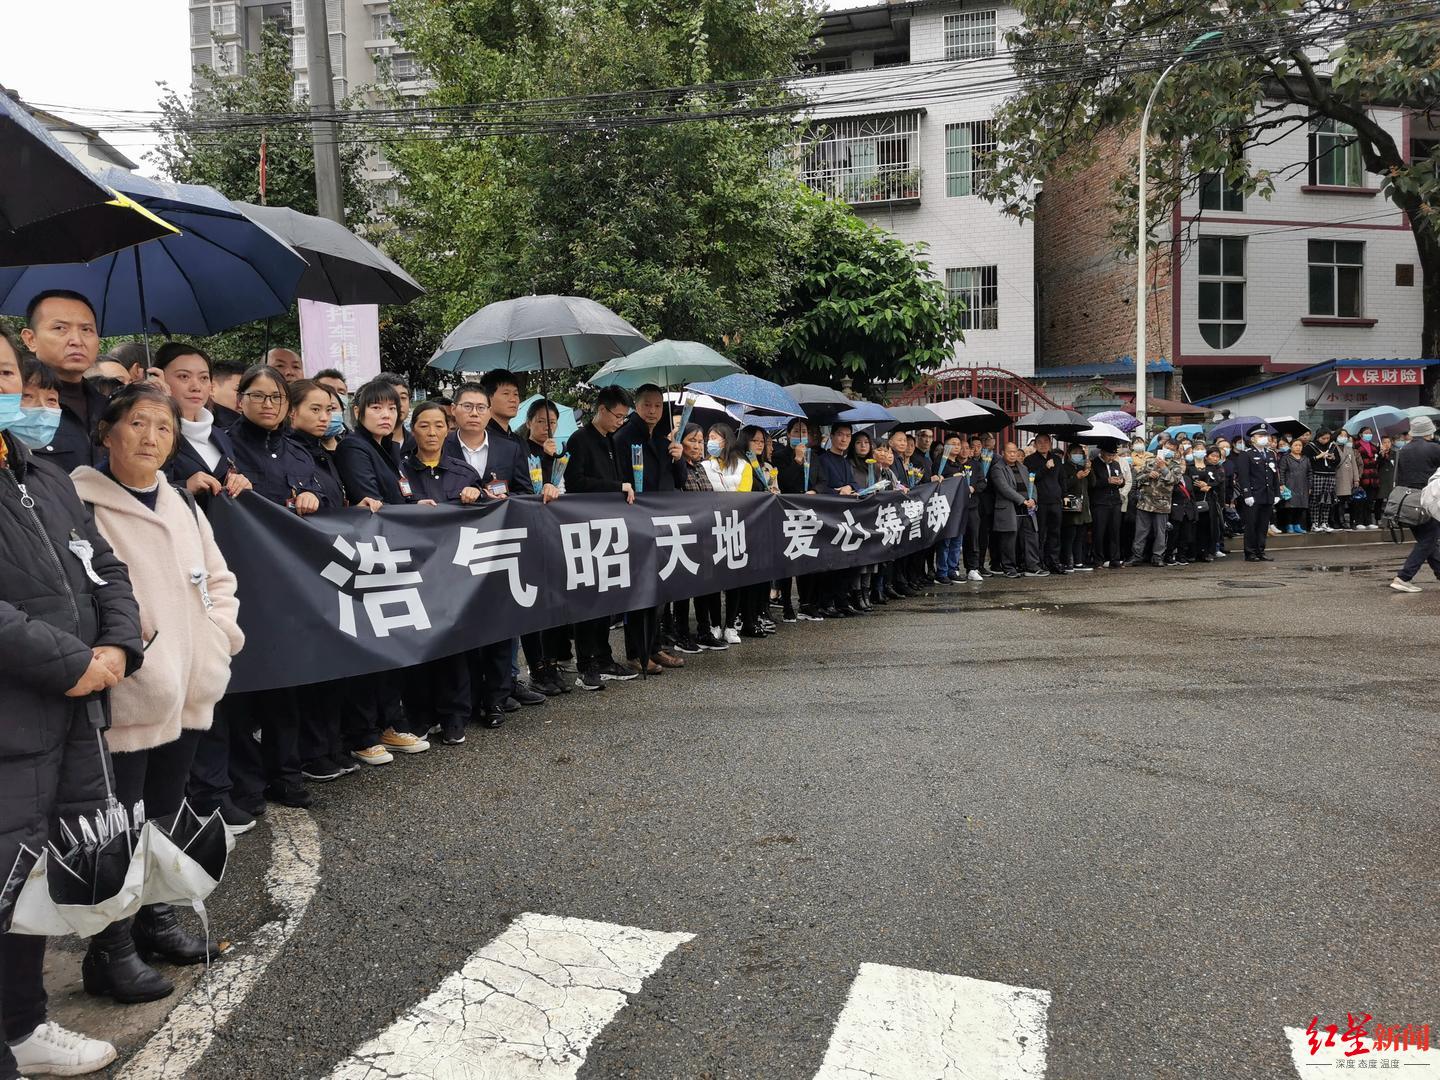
405,654,470,736
979,501,997,569
1398,518,1440,582
575,616,615,671
624,605,661,661
1165,517,1195,560
112,730,202,820
192,690,285,809
1061,520,1088,567
1036,502,1063,569
466,641,515,712
297,678,345,767
1194,508,1217,556
520,630,546,673
343,673,403,751
1092,503,1121,565
0,703,106,1077
962,511,982,571
993,529,1018,571
1243,500,1273,556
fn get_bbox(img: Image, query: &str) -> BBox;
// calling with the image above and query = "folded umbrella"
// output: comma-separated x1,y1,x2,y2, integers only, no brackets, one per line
590,339,741,390
430,294,649,375
0,846,41,935
1015,408,1090,438
0,92,178,266
0,169,306,346
235,202,423,306
687,374,805,418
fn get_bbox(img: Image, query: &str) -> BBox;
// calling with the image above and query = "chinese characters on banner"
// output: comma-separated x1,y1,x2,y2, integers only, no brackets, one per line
1335,366,1423,388
297,299,382,386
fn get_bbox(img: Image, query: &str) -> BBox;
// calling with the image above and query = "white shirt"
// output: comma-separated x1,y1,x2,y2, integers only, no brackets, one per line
182,410,223,472
455,431,490,479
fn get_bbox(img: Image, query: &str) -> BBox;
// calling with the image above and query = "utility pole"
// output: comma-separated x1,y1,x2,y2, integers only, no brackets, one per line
302,0,344,224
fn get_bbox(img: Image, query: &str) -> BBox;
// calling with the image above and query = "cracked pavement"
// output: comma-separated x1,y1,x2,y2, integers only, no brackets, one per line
62,544,1440,1078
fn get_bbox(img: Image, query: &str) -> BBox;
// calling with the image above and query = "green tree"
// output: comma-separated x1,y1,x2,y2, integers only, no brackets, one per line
149,24,374,364
988,1,1440,365
765,188,964,393
383,0,817,386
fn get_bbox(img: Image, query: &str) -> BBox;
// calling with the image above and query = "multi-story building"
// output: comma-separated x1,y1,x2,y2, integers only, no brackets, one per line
187,0,428,186
798,0,1037,376
1037,102,1435,404
3,89,138,174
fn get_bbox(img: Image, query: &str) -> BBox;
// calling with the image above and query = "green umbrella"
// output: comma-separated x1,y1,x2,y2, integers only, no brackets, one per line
589,339,741,389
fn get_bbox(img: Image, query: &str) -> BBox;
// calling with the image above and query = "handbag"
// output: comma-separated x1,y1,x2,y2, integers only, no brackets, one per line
1382,485,1431,527
1062,494,1084,513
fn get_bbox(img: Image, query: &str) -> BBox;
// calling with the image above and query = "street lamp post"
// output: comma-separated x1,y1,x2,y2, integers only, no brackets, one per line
1135,30,1221,436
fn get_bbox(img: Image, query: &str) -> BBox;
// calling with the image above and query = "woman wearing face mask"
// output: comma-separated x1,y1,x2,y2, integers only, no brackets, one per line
11,356,64,453
1306,429,1338,532
1353,426,1380,528
1278,437,1312,533
1163,446,1198,565
155,342,252,505
1333,428,1361,529
1060,444,1093,571
69,384,243,1003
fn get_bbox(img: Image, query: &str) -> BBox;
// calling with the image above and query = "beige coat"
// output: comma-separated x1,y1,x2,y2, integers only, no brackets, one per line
70,467,244,753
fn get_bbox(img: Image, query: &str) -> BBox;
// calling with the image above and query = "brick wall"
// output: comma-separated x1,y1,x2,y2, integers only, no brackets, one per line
1036,125,1174,372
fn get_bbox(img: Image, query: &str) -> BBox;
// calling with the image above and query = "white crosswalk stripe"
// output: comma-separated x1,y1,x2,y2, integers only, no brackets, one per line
325,912,693,1079
812,962,1051,1080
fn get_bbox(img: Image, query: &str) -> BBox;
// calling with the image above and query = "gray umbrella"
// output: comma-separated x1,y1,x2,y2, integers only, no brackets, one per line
235,203,423,306
429,294,650,374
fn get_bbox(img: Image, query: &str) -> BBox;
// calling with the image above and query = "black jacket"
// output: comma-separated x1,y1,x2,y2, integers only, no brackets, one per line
443,430,529,496
405,451,482,505
1090,457,1124,507
0,433,143,757
1395,438,1440,488
1233,446,1281,501
336,430,411,506
1023,450,1065,504
210,402,242,431
32,376,110,475
812,449,853,494
166,418,240,491
612,413,683,493
774,449,810,494
289,430,346,510
564,423,626,494
229,418,327,509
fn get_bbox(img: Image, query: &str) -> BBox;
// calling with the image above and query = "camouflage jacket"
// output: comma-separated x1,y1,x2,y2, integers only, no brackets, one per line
1134,457,1183,513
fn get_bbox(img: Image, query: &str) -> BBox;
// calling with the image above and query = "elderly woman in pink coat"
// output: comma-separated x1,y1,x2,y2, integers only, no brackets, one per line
70,383,244,1006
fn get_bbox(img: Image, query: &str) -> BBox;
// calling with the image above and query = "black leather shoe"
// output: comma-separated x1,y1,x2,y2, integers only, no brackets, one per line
501,696,522,713
84,919,174,1003
481,708,505,728
1258,554,1275,561
512,682,548,706
134,904,224,966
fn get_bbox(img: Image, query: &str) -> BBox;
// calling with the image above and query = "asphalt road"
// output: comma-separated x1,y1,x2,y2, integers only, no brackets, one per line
55,540,1439,1079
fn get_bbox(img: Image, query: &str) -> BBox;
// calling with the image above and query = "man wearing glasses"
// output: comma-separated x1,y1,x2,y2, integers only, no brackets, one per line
563,386,639,691
443,384,528,496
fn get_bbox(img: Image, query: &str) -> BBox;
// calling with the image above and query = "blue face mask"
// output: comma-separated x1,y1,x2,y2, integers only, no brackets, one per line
706,440,722,458
1160,449,1176,460
9,406,62,450
0,394,22,432
1184,452,1196,461
1395,440,1408,449
1069,453,1084,464
1361,433,1373,443
325,413,346,439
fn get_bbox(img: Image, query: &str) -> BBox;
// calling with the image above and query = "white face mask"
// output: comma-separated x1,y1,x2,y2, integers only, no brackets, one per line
1254,436,1270,448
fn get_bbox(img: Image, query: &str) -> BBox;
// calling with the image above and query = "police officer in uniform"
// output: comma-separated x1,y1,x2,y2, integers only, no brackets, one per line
1233,424,1281,561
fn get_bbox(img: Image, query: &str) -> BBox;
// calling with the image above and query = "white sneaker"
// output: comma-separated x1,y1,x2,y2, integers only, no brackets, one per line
1389,577,1422,593
10,1021,116,1076
967,569,984,582
1366,524,1380,530
723,628,741,644
1267,525,1282,536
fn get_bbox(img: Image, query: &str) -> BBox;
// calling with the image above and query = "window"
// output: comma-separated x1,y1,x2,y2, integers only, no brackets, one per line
946,266,999,330
372,11,397,38
191,45,212,69
1198,172,1243,212
212,3,236,34
945,121,994,197
1197,236,1246,347
798,113,921,204
1308,240,1364,317
1309,118,1365,187
190,7,210,44
392,53,420,80
215,42,240,71
943,11,997,60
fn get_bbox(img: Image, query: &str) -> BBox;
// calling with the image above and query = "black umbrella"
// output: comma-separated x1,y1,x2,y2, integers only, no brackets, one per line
0,92,177,266
430,294,649,375
883,405,945,430
235,203,424,306
1015,408,1090,438
783,383,854,423
1264,416,1312,439
929,397,1011,433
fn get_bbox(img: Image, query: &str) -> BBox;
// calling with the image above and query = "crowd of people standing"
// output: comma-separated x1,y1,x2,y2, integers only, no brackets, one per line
2,286,1439,1079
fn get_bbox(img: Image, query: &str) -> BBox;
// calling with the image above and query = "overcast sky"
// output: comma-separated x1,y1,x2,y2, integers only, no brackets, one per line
5,1,198,175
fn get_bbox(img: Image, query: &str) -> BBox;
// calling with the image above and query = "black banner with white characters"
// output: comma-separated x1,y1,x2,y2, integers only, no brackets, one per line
207,478,964,692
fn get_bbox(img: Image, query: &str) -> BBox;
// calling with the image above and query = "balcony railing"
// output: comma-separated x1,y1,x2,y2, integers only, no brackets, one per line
798,112,922,207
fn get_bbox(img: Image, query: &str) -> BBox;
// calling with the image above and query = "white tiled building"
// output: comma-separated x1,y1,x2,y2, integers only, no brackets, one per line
798,1,1037,376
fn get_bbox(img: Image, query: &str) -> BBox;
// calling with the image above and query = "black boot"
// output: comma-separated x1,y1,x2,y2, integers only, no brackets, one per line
83,918,174,1003
134,903,223,966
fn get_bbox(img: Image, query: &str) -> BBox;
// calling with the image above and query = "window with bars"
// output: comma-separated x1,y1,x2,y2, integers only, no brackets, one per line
392,53,421,80
191,45,213,69
1309,118,1365,187
190,7,210,44
1198,172,1243,212
1308,239,1364,317
946,266,999,330
215,42,240,71
798,113,921,204
943,11,997,60
212,3,237,35
945,121,993,197
372,11,397,38
1197,236,1246,348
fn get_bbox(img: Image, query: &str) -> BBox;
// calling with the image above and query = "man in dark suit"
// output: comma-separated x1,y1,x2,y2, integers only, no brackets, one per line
1023,434,1066,573
19,290,109,474
1233,425,1281,561
989,442,1043,577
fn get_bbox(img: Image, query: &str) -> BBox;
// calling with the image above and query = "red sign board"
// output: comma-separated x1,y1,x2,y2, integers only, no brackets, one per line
1336,366,1424,387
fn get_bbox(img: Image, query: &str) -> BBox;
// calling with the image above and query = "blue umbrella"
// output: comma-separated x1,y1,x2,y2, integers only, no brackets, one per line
510,393,579,452
1147,423,1206,450
0,169,305,344
1342,406,1409,437
1208,415,1273,445
837,400,896,424
687,374,805,418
